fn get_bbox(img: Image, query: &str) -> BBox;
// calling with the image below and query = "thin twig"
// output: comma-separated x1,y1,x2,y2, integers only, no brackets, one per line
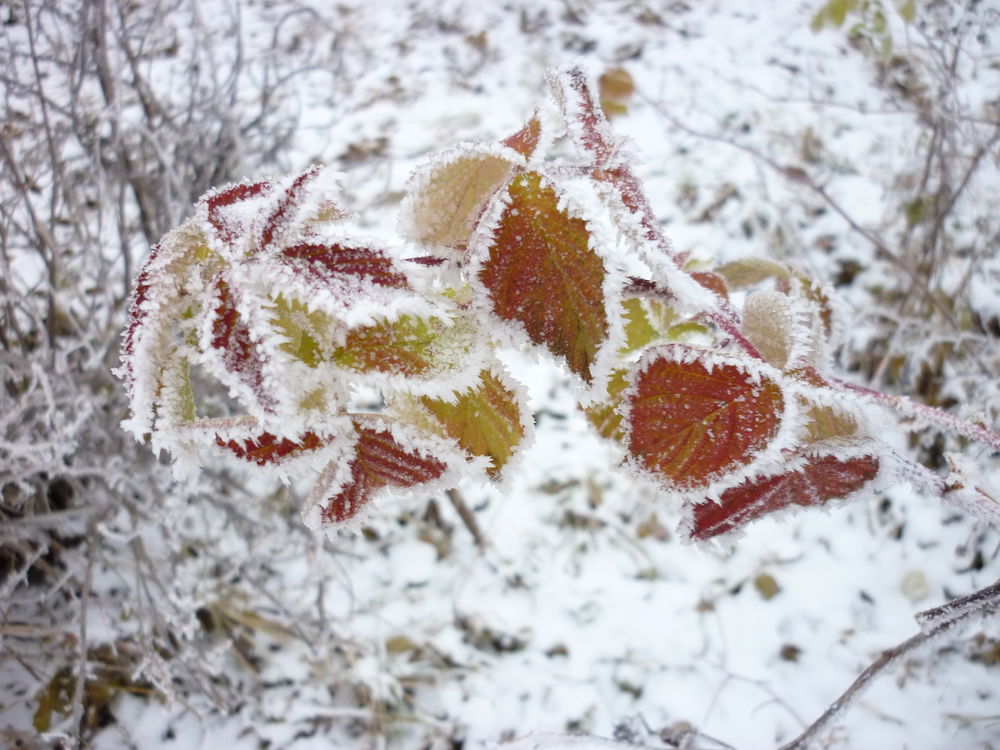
779,577,1000,750
445,488,486,549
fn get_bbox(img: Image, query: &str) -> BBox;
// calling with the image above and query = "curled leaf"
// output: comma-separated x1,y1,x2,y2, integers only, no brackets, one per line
401,146,522,250
217,429,329,467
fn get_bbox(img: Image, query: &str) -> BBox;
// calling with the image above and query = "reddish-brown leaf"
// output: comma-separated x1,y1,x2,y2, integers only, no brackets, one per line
690,271,729,300
217,430,327,467
206,179,272,246
121,242,165,389
691,454,880,540
318,426,449,525
626,348,784,490
259,165,322,251
478,171,608,384
280,243,410,289
207,275,275,412
503,115,542,159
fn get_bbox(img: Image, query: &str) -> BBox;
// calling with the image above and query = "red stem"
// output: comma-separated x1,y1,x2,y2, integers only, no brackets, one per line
554,69,765,363
830,376,1000,453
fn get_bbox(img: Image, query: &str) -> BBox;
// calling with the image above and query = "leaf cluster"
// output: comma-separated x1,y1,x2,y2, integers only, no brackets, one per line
119,67,1000,541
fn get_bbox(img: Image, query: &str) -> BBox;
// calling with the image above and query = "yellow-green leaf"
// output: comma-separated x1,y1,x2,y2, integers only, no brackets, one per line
585,368,629,442
420,370,526,478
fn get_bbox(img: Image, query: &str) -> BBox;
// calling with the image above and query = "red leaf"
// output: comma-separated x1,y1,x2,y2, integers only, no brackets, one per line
691,454,880,540
206,179,272,246
259,165,322,251
626,347,785,490
318,426,449,525
280,243,410,289
478,171,609,384
121,242,166,390
690,271,729,300
217,430,327,466
207,275,275,411
502,115,542,158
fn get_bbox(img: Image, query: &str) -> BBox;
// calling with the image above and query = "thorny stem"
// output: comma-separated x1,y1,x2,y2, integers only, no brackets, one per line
779,577,1000,750
553,68,765,362
829,376,1000,454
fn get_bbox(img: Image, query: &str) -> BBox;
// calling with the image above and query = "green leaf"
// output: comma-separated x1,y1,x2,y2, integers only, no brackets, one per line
585,368,629,442
828,0,852,26
621,297,661,353
267,294,330,367
897,0,916,23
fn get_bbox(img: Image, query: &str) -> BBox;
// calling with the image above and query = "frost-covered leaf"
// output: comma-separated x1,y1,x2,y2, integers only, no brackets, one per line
417,369,529,479
205,178,273,248
787,274,838,340
690,453,880,540
259,164,323,251
477,171,610,385
625,345,787,492
689,271,729,300
715,257,791,289
279,242,410,292
585,368,629,442
331,313,479,382
204,274,276,413
401,145,521,250
503,115,542,159
743,291,796,370
216,427,330,467
621,298,661,353
801,400,859,443
308,424,451,526
267,295,331,367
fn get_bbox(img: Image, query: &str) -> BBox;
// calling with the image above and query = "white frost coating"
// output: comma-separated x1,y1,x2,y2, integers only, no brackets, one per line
464,167,625,405
617,343,805,504
941,452,1000,526
118,229,209,440
397,140,527,252
742,289,825,371
249,229,437,329
300,417,482,533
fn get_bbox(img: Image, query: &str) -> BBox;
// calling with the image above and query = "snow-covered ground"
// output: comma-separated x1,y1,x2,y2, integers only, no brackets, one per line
4,1,1000,748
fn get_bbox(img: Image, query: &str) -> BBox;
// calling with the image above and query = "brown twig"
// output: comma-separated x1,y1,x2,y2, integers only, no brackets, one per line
445,488,486,549
779,577,1000,750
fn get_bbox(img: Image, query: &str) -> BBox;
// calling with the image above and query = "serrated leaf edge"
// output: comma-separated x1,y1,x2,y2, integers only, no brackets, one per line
618,343,804,503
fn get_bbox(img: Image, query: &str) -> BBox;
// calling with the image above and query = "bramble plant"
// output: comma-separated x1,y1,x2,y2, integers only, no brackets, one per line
117,68,1000,541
